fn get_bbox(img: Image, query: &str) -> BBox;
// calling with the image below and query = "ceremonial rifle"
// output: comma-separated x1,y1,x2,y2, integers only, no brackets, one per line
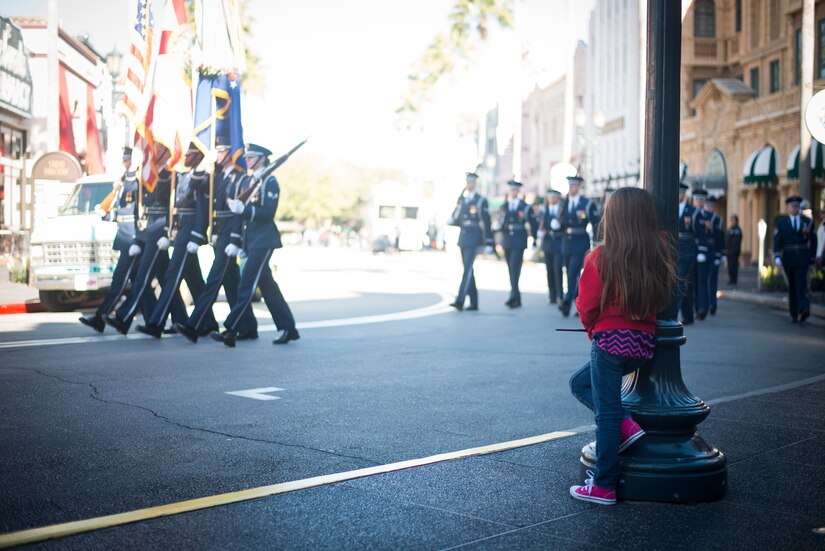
236,139,308,205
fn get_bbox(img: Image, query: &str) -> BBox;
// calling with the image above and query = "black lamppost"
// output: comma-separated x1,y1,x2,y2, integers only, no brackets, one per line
579,0,727,502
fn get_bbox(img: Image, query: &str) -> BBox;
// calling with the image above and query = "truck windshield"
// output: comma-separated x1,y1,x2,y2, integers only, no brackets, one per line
59,182,114,216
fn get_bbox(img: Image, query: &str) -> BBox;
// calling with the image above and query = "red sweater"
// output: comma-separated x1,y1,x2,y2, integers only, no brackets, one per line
575,247,657,339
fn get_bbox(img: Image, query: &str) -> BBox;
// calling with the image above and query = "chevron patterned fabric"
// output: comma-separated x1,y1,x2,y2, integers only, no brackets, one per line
594,330,655,360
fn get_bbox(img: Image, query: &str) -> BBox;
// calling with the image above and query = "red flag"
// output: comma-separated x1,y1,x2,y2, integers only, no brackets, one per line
58,64,77,157
85,85,104,174
122,0,155,126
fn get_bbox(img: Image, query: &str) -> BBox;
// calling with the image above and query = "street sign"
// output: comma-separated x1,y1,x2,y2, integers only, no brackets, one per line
804,89,825,144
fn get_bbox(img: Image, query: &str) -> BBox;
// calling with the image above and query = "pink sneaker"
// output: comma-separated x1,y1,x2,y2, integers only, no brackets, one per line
569,471,617,505
619,417,645,453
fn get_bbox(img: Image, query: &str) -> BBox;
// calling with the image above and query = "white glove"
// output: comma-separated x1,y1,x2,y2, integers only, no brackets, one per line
128,244,142,257
157,236,171,250
696,253,707,263
238,249,248,260
224,243,240,257
774,257,782,267
227,198,245,214
713,259,720,266
186,241,200,254
196,149,218,173
484,245,494,255
550,219,561,231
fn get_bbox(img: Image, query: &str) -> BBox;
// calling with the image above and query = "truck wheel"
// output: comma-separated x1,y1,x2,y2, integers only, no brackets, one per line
38,290,85,312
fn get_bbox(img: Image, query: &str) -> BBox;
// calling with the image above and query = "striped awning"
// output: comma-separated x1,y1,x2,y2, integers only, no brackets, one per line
786,140,824,179
743,146,777,185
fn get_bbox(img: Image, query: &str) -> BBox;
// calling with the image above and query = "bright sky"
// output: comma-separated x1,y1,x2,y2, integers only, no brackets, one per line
1,0,595,171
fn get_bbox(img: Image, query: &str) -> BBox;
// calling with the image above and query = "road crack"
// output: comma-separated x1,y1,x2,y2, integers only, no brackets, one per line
5,366,381,467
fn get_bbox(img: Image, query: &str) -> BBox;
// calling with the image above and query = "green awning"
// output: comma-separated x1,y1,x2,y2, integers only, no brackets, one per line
786,140,824,179
743,146,777,185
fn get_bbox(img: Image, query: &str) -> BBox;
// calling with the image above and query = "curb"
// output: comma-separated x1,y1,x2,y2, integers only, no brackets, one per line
719,290,825,319
0,301,45,315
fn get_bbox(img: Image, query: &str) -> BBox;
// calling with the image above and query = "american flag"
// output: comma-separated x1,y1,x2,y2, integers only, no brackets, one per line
122,0,154,127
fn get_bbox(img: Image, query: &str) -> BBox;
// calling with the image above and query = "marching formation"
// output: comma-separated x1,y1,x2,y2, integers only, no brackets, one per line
447,172,601,317
79,143,299,348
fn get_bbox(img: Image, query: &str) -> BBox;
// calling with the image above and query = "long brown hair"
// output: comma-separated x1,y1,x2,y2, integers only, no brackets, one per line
596,187,676,319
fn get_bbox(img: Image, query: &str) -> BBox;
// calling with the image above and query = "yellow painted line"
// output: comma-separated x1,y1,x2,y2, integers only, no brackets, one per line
0,430,577,549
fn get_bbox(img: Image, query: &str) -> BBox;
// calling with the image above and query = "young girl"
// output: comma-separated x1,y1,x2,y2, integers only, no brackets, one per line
568,186,676,505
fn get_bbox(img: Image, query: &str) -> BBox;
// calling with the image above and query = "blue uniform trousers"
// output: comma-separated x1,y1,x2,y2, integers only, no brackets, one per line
695,260,710,314
677,250,695,323
543,249,563,303
455,246,478,307
562,238,588,305
783,264,810,318
504,248,524,303
147,246,217,330
708,260,719,309
115,242,184,328
224,248,295,332
187,245,256,334
96,251,157,318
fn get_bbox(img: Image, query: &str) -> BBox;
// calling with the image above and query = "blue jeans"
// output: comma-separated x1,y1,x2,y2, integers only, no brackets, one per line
569,343,647,489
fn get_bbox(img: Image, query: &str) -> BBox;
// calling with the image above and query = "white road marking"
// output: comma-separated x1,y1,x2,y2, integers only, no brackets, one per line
225,387,284,401
0,292,453,351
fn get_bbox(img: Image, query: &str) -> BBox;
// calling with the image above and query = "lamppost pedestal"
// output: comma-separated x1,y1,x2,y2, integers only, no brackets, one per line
579,320,727,502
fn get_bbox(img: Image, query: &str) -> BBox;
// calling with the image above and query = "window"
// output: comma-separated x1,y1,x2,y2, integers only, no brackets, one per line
819,19,825,79
796,29,802,85
750,67,760,96
694,0,716,37
378,206,395,219
402,207,418,220
692,79,708,99
769,60,780,93
735,0,742,32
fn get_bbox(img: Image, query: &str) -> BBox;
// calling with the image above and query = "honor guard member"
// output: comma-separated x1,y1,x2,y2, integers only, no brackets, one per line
558,175,600,317
774,196,818,323
212,143,299,347
726,214,743,284
105,149,189,335
538,188,564,304
691,189,712,319
79,147,156,331
447,171,494,311
677,182,699,325
497,180,535,308
173,145,258,343
703,196,724,316
137,146,219,338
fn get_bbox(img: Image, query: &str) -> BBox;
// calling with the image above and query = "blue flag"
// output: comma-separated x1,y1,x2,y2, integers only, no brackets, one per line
192,73,246,172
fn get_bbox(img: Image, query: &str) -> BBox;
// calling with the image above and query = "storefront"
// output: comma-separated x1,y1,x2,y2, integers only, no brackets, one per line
0,16,33,256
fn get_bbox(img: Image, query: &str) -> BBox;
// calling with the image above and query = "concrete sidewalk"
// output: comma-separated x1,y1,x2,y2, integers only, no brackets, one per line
0,263,40,314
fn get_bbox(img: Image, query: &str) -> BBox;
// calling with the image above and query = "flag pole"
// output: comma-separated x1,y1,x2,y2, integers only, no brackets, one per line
208,92,216,234
168,169,177,239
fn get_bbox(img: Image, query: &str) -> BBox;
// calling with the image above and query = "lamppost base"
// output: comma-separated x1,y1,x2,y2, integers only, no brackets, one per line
579,432,727,503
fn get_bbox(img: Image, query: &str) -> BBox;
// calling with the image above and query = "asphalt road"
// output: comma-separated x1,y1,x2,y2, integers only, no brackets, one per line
1,246,824,548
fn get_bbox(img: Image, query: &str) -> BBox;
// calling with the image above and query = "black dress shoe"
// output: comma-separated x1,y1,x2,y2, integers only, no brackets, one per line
79,314,105,333
508,301,522,308
799,310,810,323
709,305,716,316
273,328,300,345
104,315,129,335
697,310,707,320
173,322,198,344
449,301,464,311
505,298,515,307
136,324,163,339
236,330,259,341
681,319,694,326
210,330,236,347
465,304,478,311
559,302,571,317
162,327,176,335
198,325,219,337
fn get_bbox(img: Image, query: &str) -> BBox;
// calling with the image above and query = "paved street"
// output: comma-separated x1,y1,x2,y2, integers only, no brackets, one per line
1,246,824,549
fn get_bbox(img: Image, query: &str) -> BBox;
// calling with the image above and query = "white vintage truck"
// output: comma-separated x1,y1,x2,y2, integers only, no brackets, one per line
28,176,118,311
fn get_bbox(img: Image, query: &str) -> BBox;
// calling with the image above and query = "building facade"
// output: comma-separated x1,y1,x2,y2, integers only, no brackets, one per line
680,0,825,262
585,0,643,198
